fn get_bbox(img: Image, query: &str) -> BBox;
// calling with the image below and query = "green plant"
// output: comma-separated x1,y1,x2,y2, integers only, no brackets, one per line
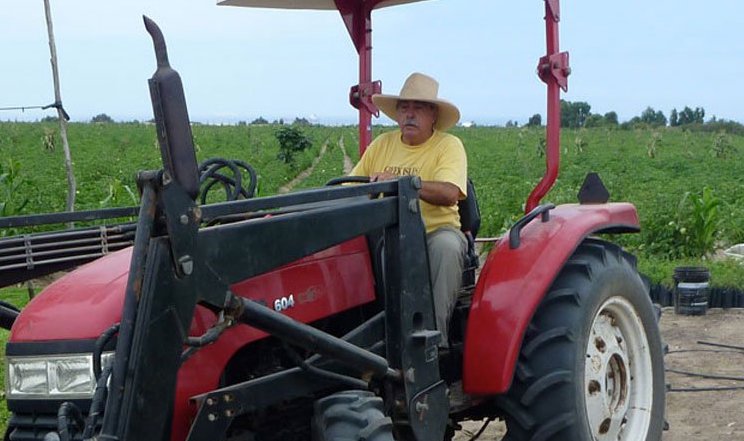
678,187,722,257
517,127,527,151
637,210,685,259
711,131,736,158
574,129,588,154
647,131,662,158
275,126,312,164
0,159,29,219
99,177,138,208
41,128,56,151
536,136,546,158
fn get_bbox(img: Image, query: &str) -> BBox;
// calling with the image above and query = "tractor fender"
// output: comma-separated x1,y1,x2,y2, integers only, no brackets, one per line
462,202,639,394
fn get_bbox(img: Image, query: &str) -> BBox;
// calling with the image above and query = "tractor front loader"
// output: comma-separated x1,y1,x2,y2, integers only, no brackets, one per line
1,2,666,441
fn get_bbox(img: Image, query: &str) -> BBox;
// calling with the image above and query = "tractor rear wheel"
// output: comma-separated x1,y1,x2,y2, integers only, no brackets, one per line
312,390,394,441
501,238,665,441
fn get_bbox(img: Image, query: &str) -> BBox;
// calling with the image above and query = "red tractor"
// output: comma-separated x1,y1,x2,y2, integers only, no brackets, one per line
0,1,666,440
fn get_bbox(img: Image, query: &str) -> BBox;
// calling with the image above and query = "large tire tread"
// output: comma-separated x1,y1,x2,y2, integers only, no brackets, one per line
497,238,665,441
313,390,394,441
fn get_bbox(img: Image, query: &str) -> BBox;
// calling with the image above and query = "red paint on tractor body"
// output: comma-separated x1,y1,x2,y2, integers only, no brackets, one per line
11,249,133,341
9,236,376,441
462,203,639,394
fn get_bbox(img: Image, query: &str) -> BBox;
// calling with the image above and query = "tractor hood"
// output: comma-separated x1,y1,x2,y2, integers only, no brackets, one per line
9,235,378,344
10,248,132,342
217,0,428,10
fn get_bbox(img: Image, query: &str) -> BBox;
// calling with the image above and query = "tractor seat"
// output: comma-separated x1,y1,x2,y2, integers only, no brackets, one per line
441,178,481,359
458,178,481,289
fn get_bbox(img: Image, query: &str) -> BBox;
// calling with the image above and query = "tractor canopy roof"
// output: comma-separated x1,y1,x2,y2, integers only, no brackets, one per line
217,0,427,11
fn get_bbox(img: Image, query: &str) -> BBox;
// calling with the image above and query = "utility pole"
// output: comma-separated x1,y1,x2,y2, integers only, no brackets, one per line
43,0,76,214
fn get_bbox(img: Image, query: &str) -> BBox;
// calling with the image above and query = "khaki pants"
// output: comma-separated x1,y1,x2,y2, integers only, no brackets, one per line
427,227,467,348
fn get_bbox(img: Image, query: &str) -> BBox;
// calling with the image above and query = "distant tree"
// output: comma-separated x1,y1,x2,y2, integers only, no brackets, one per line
40,115,57,123
505,120,518,128
677,106,705,125
583,114,605,128
695,107,705,124
620,116,644,129
293,117,311,126
250,116,268,125
526,113,542,127
703,119,744,135
678,107,694,125
91,113,114,123
275,126,312,164
603,111,619,126
560,100,591,128
640,107,667,127
669,108,679,127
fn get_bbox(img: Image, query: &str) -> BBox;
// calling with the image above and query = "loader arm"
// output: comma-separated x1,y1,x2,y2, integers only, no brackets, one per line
91,17,447,441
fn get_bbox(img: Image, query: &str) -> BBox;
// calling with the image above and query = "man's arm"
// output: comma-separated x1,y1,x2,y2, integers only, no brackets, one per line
419,181,460,206
370,173,460,207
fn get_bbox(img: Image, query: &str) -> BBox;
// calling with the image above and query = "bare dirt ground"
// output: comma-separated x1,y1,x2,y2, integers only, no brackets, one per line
455,307,744,440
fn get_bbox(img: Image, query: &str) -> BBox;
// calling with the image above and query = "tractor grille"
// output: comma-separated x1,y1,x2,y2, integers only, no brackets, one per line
7,412,101,441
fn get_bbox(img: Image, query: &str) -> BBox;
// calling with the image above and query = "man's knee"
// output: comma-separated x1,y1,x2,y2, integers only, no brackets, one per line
428,228,467,264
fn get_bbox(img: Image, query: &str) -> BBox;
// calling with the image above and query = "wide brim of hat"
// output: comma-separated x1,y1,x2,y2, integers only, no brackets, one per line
372,94,460,131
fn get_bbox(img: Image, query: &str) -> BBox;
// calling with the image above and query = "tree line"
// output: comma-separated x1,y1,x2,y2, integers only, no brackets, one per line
523,101,743,134
37,105,743,135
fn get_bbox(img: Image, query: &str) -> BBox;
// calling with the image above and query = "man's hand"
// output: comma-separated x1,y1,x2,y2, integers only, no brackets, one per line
369,173,460,206
369,172,398,182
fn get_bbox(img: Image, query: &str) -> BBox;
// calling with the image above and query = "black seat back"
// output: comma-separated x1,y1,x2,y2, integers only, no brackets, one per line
458,179,481,291
458,178,481,238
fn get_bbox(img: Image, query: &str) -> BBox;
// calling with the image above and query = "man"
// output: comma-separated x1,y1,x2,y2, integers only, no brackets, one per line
350,72,467,347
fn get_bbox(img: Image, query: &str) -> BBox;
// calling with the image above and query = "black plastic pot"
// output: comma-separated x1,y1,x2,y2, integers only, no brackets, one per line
673,266,710,316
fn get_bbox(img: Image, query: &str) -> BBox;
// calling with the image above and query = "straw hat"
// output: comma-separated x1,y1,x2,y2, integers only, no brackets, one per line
372,72,460,131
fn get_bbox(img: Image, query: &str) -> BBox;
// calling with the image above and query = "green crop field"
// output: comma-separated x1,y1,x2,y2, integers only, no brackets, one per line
0,121,743,433
2,121,743,278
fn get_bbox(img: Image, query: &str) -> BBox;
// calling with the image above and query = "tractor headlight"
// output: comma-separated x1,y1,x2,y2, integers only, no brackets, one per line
6,352,114,399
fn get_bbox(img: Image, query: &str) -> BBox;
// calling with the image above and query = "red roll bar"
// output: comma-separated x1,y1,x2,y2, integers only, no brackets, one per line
526,0,570,212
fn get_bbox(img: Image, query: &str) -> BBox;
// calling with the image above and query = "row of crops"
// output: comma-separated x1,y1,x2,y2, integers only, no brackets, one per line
1,121,743,286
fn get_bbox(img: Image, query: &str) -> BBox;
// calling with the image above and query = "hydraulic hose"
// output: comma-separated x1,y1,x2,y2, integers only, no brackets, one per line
57,402,85,441
83,362,114,439
93,323,120,380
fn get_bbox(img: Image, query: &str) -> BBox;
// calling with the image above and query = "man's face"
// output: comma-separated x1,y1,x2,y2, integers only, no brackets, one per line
396,100,438,146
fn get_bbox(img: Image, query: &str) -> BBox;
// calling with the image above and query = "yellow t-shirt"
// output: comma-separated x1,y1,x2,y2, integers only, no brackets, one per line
350,130,467,233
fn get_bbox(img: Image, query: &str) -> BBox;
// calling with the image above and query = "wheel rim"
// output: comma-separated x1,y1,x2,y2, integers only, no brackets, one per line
584,296,654,440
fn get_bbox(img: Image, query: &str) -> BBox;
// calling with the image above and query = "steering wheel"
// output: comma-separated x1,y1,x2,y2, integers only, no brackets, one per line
325,176,371,186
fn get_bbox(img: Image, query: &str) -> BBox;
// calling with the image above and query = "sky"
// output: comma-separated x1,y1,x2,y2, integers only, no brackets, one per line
1,0,742,126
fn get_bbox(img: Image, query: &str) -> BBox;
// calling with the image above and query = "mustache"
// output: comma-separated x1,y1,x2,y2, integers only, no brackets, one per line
403,118,419,127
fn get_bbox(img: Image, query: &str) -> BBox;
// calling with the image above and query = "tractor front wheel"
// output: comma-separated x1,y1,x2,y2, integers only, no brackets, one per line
501,238,665,441
312,390,395,441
